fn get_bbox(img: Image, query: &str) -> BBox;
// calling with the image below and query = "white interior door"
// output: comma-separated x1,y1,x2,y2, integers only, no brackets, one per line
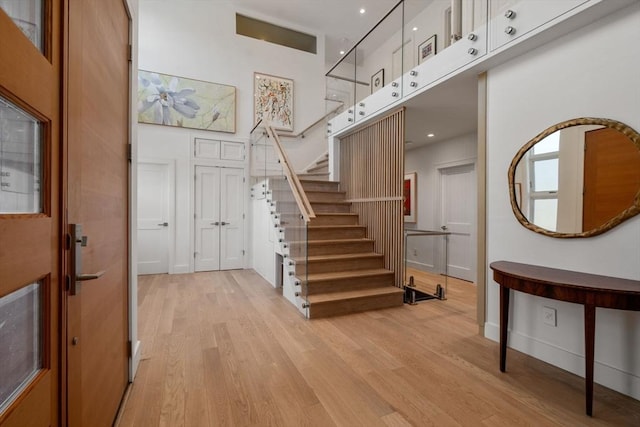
440,163,475,282
137,162,170,274
220,167,244,269
195,166,221,271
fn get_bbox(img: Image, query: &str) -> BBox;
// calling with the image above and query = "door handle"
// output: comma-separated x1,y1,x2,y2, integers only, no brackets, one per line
441,226,448,231
157,222,168,226
68,224,105,296
78,271,105,281
211,221,220,226
220,221,228,226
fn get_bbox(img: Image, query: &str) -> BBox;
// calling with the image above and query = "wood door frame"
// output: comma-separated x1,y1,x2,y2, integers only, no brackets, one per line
137,158,176,274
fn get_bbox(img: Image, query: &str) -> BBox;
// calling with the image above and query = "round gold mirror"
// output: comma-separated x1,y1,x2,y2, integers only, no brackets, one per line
508,118,640,238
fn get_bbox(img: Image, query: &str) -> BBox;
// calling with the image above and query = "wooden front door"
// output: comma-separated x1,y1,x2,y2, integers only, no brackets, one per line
0,1,62,425
64,0,130,425
583,127,640,231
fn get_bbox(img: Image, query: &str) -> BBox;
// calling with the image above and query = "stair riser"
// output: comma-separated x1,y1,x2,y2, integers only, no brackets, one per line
300,181,339,192
311,203,351,213
306,241,374,256
310,215,358,226
304,273,395,294
306,191,347,203
308,292,404,318
308,227,365,240
296,256,384,275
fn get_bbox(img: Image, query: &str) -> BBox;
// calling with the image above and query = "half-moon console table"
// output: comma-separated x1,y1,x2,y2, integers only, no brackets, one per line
490,261,640,416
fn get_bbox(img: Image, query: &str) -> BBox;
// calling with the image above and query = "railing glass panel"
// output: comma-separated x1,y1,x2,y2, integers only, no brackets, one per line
326,0,488,134
403,229,450,302
250,125,311,317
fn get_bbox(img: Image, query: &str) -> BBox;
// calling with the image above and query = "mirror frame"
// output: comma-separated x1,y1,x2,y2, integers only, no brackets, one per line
508,117,640,238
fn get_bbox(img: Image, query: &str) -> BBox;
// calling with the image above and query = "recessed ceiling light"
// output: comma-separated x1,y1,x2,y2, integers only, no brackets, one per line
412,27,418,31
427,133,435,138
359,8,366,14
339,50,345,55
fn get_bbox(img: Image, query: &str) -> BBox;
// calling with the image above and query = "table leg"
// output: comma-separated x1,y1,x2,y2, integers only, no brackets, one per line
584,304,596,416
500,286,510,372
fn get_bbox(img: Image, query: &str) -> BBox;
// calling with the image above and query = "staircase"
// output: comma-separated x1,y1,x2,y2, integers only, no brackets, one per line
302,152,329,181
270,178,404,318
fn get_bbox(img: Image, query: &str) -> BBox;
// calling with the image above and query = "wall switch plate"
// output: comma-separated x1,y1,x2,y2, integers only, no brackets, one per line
543,306,557,327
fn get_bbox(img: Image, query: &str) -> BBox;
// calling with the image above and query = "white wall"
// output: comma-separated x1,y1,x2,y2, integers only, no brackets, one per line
404,133,477,273
485,2,640,400
137,0,328,273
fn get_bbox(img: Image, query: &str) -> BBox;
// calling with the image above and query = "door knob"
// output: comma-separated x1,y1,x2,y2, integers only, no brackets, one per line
211,221,220,226
220,221,228,226
441,225,448,231
157,222,168,226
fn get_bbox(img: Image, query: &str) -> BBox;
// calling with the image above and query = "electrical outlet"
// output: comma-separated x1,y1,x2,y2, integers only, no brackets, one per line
543,306,557,327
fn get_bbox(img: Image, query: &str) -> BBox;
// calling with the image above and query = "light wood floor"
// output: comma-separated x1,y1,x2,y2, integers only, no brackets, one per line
117,270,640,426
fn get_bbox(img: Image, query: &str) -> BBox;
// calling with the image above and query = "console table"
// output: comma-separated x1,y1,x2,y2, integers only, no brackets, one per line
490,261,640,416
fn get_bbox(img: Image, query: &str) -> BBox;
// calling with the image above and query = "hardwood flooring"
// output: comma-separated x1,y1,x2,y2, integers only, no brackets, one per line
116,270,640,426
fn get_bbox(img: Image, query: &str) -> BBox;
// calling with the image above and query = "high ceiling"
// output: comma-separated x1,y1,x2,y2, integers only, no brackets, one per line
234,0,399,66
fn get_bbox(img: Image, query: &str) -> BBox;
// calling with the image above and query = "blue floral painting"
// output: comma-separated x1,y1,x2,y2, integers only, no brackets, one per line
137,70,236,133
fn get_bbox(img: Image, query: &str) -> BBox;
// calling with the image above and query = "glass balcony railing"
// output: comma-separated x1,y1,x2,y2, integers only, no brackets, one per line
326,0,488,132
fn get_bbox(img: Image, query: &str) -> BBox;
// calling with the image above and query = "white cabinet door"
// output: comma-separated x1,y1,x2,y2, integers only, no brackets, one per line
195,166,221,271
220,168,244,269
195,166,244,271
137,162,170,274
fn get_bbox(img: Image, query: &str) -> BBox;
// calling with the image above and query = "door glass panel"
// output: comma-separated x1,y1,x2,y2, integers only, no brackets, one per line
0,96,42,214
0,282,43,413
0,0,44,52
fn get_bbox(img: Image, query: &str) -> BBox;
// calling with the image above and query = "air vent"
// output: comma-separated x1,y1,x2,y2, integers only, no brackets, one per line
236,14,317,54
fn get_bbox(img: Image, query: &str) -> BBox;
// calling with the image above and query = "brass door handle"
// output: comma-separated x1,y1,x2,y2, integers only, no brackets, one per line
77,271,105,281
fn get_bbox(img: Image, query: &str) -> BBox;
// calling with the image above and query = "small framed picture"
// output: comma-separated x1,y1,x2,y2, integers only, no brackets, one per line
418,35,437,64
403,172,417,223
371,68,384,94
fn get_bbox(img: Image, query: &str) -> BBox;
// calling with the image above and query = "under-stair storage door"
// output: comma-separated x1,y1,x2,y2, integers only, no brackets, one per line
219,167,244,270
195,166,221,271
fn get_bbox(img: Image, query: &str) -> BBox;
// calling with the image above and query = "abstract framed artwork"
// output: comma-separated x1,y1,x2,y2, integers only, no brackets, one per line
254,73,294,131
404,172,417,223
371,68,384,94
418,35,437,64
137,70,236,133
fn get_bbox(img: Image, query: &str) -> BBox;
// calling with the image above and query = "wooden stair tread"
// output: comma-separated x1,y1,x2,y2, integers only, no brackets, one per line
309,200,351,205
308,225,363,230
299,179,338,184
307,287,404,304
304,238,374,245
306,268,393,281
293,252,382,263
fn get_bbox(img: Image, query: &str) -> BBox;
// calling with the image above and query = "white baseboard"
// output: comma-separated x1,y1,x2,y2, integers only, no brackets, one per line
130,339,142,381
172,264,190,274
405,260,435,271
485,322,640,400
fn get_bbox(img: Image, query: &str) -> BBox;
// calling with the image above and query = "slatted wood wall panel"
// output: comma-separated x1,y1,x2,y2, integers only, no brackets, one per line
339,108,405,286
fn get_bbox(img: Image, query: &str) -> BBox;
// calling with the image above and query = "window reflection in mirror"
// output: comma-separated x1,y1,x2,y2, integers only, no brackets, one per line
510,119,640,237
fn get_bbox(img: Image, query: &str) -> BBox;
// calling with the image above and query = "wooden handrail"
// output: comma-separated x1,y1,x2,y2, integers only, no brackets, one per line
264,125,316,223
277,104,344,139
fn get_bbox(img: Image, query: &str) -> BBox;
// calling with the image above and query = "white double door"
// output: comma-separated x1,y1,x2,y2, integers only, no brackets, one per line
195,165,244,271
